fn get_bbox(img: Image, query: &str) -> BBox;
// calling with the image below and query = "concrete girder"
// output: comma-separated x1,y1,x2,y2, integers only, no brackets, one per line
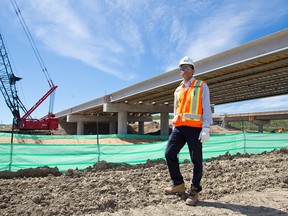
67,114,152,122
213,110,288,122
209,59,288,87
103,103,173,113
196,30,288,77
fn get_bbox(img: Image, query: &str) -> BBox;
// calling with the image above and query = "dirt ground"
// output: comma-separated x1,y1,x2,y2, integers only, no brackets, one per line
0,124,287,215
0,148,287,215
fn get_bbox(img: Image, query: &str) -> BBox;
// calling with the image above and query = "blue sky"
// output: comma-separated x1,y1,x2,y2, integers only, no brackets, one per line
0,0,287,124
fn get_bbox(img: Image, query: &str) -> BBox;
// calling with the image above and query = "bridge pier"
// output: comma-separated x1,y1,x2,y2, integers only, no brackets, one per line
77,121,84,135
138,121,144,134
160,112,170,136
118,111,128,134
252,120,270,133
109,122,117,134
64,114,152,135
103,103,171,135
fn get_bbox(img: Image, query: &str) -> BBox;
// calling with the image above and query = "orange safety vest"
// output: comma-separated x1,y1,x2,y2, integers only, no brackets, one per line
172,79,203,128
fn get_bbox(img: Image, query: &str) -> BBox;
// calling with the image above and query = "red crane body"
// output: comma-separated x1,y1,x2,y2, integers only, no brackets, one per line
16,85,59,130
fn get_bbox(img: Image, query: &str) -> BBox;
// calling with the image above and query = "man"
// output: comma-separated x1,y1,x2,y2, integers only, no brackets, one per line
164,56,213,206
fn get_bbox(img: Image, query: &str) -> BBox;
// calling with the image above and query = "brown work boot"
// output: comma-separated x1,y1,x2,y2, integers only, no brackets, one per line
185,185,199,206
164,183,186,195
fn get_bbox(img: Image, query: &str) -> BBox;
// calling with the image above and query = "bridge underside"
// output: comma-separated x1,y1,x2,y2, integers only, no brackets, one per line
55,29,288,135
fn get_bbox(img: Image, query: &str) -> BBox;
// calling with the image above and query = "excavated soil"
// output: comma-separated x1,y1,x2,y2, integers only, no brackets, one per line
0,148,287,216
0,124,287,215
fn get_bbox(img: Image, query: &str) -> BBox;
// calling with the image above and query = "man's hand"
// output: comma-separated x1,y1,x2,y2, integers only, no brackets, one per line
198,127,210,142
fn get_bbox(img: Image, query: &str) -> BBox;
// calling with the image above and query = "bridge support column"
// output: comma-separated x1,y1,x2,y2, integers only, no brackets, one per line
252,120,270,133
220,116,226,127
138,121,144,135
160,112,169,136
77,121,84,135
118,111,127,134
109,122,117,134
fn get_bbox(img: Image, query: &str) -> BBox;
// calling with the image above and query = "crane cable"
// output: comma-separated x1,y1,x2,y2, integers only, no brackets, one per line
10,0,54,88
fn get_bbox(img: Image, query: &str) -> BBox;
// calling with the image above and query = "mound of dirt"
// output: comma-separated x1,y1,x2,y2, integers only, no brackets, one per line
210,124,240,134
129,122,240,135
0,148,287,215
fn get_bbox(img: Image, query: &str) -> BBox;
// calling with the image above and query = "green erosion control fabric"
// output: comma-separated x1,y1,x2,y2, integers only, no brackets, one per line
0,132,287,172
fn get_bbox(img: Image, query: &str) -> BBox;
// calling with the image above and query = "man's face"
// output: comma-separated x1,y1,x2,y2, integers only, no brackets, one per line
179,64,194,80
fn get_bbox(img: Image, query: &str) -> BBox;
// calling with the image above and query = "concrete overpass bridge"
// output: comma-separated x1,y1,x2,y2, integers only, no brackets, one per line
55,29,288,135
213,110,288,132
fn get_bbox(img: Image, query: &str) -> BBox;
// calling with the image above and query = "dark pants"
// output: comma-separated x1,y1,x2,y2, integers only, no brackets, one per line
165,126,203,188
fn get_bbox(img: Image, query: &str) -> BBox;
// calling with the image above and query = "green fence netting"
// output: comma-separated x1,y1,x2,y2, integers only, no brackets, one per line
0,132,287,172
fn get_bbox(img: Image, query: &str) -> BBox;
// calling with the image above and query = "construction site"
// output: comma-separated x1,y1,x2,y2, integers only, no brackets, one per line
0,1,288,216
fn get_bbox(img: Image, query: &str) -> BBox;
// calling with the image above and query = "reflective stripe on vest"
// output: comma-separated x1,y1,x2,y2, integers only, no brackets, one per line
173,79,203,128
190,80,202,115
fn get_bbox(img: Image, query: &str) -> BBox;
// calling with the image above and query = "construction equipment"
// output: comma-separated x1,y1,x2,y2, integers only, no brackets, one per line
0,33,58,130
0,0,59,130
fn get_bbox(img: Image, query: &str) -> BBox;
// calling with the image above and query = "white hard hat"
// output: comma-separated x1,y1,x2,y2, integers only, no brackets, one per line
178,56,195,67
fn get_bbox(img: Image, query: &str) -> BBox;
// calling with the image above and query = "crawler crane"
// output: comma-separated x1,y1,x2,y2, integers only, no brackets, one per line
0,33,58,130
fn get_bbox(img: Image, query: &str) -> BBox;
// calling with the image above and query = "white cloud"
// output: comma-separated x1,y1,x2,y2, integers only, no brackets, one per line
115,14,144,54
186,4,253,60
18,0,137,80
13,0,288,81
163,0,288,72
1,0,287,124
